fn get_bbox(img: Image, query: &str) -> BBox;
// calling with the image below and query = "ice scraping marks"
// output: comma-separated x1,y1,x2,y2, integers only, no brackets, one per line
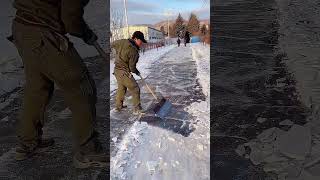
139,95,195,137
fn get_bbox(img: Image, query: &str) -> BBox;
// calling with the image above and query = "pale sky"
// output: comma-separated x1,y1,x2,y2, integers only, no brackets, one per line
110,0,210,25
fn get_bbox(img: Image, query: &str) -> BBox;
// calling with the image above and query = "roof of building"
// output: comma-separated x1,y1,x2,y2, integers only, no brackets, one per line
131,24,154,27
112,25,163,35
147,26,162,32
126,25,162,33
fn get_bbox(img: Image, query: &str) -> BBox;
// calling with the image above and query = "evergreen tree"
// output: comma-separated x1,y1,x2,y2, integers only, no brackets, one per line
187,13,200,35
174,13,185,37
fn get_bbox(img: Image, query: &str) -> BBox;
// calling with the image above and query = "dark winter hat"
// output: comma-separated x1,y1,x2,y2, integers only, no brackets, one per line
132,31,147,43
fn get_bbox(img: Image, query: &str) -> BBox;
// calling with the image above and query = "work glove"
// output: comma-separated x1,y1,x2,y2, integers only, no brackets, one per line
135,70,141,76
7,35,14,43
83,28,98,45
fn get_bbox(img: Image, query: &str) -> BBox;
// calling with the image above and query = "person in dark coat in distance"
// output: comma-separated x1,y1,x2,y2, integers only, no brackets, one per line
184,31,190,47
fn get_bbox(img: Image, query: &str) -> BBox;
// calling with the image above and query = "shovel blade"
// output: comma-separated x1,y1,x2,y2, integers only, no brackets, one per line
154,99,172,119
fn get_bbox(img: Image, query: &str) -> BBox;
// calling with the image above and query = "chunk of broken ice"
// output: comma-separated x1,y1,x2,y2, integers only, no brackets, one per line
276,125,311,160
235,144,246,156
257,127,284,143
197,144,204,151
157,141,162,148
147,161,158,174
257,117,267,123
279,119,294,126
112,137,117,143
1,116,9,122
135,161,141,168
168,137,175,142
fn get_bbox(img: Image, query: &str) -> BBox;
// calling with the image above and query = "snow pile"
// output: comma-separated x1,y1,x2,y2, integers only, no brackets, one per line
110,44,210,180
186,42,210,143
185,100,210,131
110,45,175,94
191,43,210,97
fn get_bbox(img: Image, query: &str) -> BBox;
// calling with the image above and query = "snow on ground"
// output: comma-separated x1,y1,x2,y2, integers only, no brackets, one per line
188,43,210,139
0,58,24,96
111,43,210,180
110,45,175,95
276,0,320,112
191,43,210,97
235,1,320,179
0,0,23,98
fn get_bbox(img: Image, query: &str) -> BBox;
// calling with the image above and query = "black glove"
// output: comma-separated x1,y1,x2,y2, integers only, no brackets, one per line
83,28,98,45
7,35,14,43
135,70,141,76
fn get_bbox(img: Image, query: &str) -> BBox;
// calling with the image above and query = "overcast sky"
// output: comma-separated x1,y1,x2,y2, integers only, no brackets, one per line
110,0,210,25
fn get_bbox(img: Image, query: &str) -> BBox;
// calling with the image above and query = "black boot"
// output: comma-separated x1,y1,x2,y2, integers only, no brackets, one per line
15,138,55,161
73,134,108,169
133,105,145,115
115,105,128,112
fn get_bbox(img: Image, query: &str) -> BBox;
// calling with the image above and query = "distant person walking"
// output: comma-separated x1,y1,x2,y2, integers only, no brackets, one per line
184,31,190,47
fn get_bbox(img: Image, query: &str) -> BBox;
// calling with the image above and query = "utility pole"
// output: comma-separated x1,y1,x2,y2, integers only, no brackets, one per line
164,9,173,39
167,11,170,39
123,0,130,38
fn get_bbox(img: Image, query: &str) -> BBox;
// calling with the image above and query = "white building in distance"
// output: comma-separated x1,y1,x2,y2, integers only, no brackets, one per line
111,25,164,43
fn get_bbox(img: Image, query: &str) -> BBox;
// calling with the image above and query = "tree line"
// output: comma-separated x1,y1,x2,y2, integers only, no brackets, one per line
160,13,209,39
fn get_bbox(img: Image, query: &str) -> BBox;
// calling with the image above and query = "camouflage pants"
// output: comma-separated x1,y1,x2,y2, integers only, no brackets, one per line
12,21,96,147
114,69,141,109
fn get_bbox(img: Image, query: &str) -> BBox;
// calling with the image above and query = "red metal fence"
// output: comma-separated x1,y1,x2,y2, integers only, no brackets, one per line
140,41,175,54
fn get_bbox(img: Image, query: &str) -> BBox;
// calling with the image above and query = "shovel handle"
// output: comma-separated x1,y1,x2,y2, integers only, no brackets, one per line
93,41,107,59
139,75,158,101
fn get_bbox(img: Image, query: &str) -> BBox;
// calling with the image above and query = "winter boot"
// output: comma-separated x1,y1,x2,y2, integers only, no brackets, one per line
132,106,145,115
37,138,55,148
115,105,128,112
73,136,107,169
15,138,55,161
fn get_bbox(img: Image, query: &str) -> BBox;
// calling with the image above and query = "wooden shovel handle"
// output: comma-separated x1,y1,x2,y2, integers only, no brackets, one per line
93,41,107,59
139,75,158,101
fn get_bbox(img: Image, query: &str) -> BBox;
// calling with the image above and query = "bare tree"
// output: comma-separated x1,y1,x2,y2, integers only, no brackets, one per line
110,9,125,58
160,26,166,36
110,9,125,42
201,24,207,35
